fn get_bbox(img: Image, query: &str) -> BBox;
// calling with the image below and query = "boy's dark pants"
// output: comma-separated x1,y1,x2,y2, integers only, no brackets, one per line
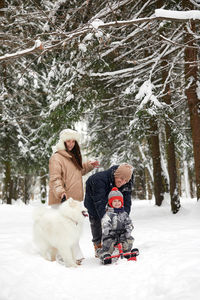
89,215,102,246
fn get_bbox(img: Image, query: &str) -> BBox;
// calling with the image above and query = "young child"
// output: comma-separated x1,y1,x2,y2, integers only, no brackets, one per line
97,187,134,263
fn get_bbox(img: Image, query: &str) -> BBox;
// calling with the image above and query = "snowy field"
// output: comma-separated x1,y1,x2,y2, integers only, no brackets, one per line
0,197,200,300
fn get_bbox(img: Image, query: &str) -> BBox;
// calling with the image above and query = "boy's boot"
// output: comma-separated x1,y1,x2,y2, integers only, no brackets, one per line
94,243,102,258
130,248,139,257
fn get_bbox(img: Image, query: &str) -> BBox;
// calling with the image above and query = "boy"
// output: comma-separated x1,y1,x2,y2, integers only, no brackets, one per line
97,187,135,263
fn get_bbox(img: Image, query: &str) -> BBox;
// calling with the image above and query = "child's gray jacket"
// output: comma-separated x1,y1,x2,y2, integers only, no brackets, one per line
101,206,134,241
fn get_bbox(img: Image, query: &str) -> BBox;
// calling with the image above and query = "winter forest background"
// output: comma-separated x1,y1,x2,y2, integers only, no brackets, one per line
1,0,200,213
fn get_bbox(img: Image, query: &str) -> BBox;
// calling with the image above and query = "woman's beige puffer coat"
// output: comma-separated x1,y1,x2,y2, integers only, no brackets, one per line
48,150,94,205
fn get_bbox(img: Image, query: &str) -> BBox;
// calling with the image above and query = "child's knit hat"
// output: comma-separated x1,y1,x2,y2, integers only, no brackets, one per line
108,187,124,208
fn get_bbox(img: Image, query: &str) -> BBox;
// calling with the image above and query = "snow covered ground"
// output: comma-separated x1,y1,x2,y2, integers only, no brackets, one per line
0,197,200,300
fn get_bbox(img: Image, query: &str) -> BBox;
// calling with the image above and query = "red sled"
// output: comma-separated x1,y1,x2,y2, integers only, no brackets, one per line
103,243,139,264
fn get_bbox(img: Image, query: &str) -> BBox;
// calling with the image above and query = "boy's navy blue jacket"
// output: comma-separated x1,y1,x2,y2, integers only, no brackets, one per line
84,165,134,220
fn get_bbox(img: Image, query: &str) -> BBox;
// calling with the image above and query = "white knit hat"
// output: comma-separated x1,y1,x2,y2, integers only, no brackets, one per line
52,129,81,153
59,129,80,143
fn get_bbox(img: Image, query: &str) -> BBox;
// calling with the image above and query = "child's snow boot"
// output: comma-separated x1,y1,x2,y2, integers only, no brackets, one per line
130,248,139,257
127,248,139,261
102,254,112,265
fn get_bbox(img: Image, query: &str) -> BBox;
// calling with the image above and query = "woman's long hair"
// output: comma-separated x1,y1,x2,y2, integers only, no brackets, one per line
64,141,83,170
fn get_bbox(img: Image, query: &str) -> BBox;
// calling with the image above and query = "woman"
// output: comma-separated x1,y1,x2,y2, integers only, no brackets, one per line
48,128,99,206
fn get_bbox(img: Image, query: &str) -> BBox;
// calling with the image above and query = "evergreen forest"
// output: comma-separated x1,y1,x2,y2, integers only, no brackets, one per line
0,0,200,213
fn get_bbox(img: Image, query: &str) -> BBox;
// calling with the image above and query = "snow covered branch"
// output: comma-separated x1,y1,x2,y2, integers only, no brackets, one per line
155,9,200,21
92,9,200,29
1,9,200,63
0,40,43,62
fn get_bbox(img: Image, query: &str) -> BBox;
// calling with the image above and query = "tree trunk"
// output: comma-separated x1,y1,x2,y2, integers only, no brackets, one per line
161,57,181,213
165,123,181,213
183,0,200,200
138,143,153,200
0,174,2,203
24,175,30,204
0,0,5,17
148,119,164,206
157,0,181,212
188,166,195,198
144,167,153,200
4,161,12,204
12,176,18,201
40,171,47,204
135,168,146,200
176,158,182,197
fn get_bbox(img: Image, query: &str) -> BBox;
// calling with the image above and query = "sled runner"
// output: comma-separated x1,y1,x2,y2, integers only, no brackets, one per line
102,230,139,265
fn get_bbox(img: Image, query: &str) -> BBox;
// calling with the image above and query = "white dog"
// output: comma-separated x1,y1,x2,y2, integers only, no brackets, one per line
33,198,87,267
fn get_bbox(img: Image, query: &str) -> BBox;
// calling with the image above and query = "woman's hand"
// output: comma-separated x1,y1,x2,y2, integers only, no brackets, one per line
90,161,100,168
